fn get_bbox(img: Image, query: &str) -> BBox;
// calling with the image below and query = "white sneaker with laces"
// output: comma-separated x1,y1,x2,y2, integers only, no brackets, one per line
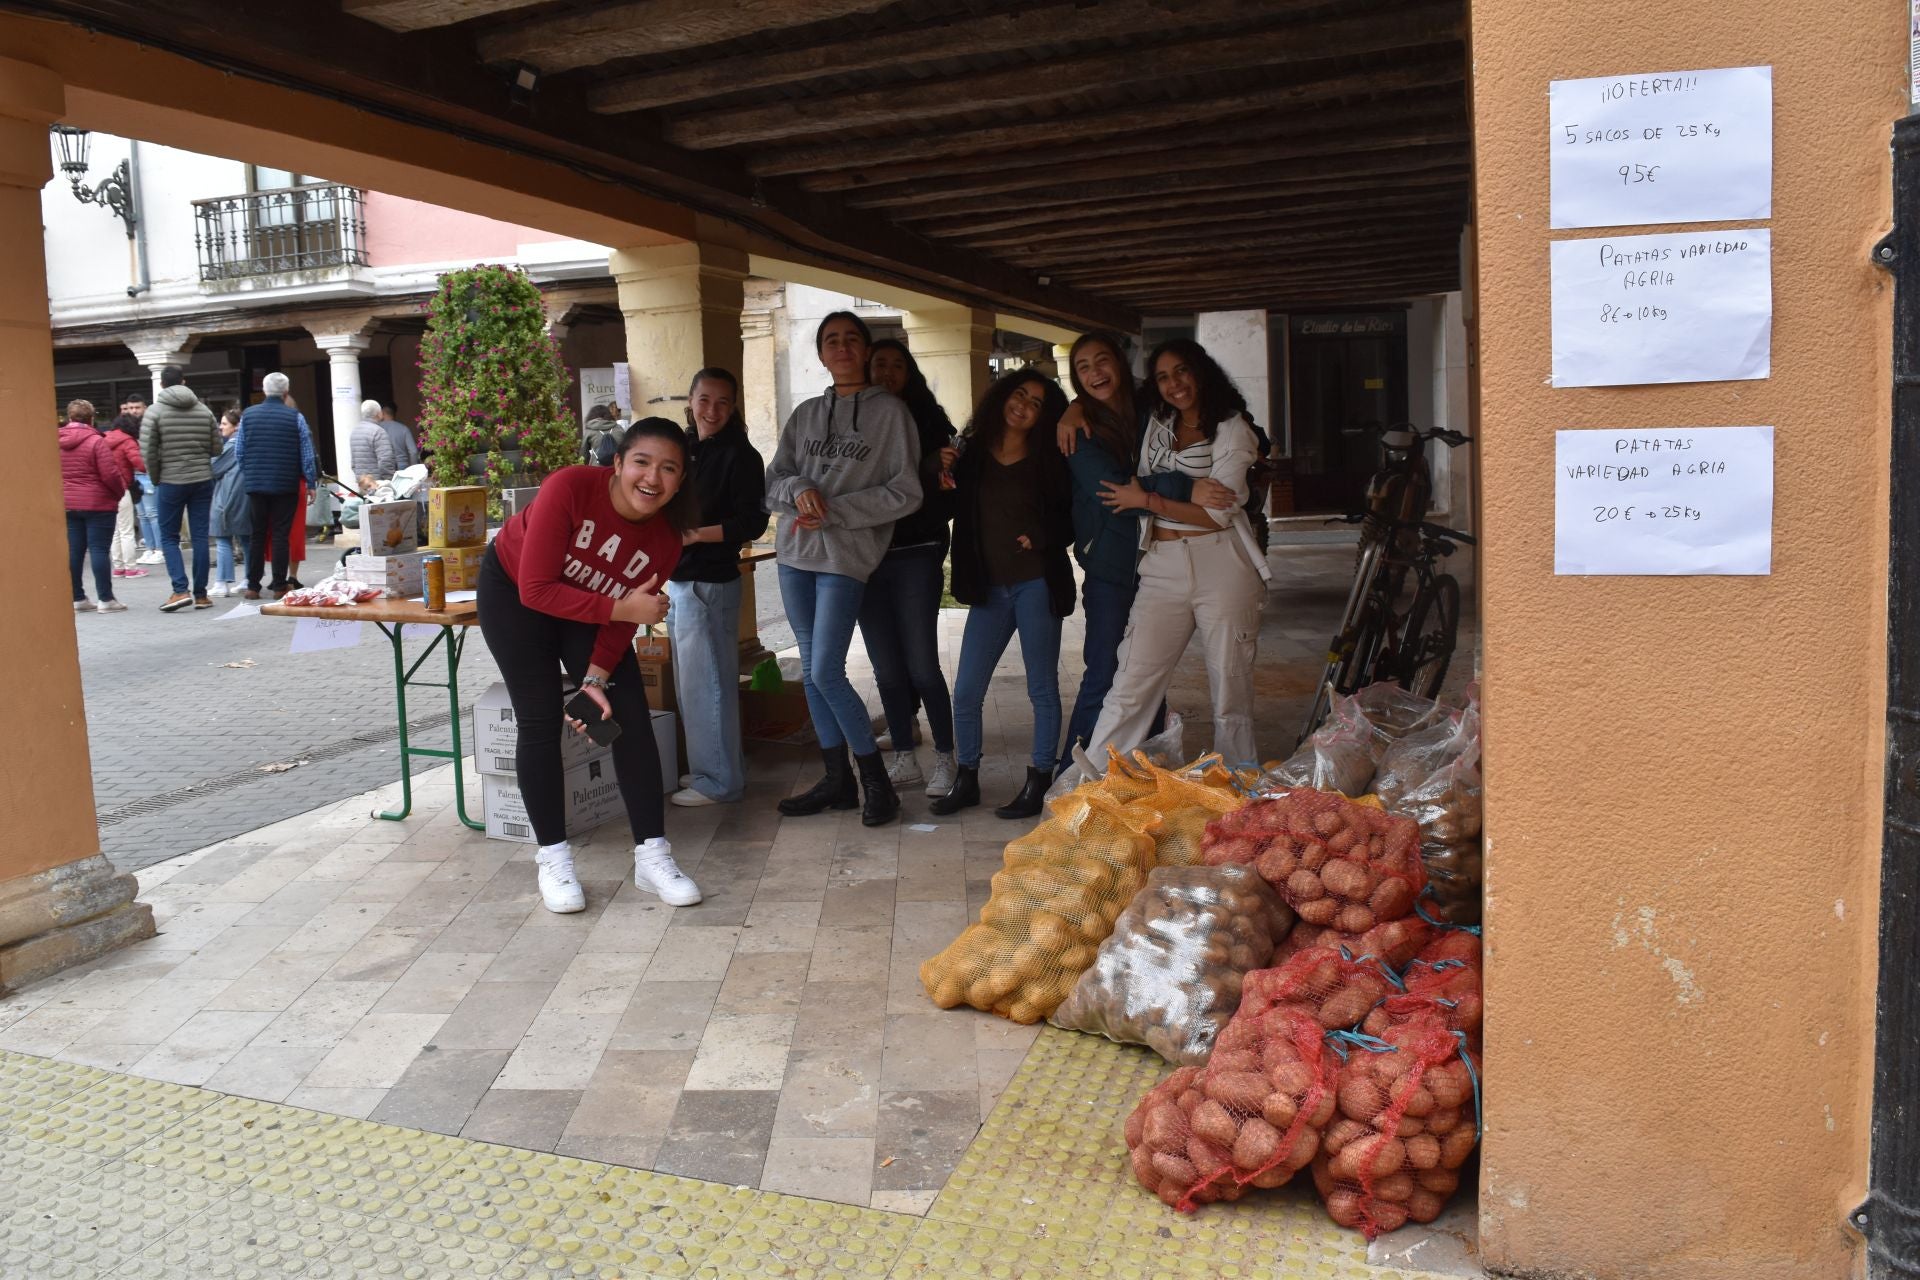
534,843,586,914
74,599,94,612
209,581,231,598
886,750,923,785
669,787,717,808
633,837,702,906
926,751,959,798
137,549,163,565
679,774,693,789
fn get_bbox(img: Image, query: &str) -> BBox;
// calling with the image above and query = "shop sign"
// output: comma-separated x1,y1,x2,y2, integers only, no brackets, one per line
1289,314,1404,338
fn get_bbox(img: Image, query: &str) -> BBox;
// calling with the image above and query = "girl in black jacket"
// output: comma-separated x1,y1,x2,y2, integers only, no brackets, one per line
931,369,1073,820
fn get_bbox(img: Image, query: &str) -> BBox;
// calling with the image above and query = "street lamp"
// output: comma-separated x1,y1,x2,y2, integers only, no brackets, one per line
49,125,136,238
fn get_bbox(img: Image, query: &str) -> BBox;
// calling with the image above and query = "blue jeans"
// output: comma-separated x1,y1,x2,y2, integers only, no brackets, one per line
1061,574,1144,767
66,510,116,603
668,577,746,801
858,545,955,754
215,535,247,584
778,565,876,755
135,477,161,549
155,478,214,595
952,577,1061,770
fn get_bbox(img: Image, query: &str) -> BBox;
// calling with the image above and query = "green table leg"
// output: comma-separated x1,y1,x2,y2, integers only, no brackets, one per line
373,621,484,830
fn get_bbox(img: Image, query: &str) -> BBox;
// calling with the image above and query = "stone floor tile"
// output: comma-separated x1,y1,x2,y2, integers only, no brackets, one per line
713,950,811,1015
293,839,401,883
480,925,586,985
460,1087,584,1150
367,1045,510,1135
545,951,651,1019
816,877,897,931
369,951,490,1015
830,831,900,882
130,1009,278,1086
281,1085,391,1119
202,1042,332,1103
301,1011,448,1090
58,1041,157,1072
578,899,673,954
684,1012,796,1091
278,900,394,954
873,1089,980,1193
870,1189,939,1215
641,926,740,982
891,900,968,953
493,1010,621,1091
331,860,435,904
896,849,968,904
561,1048,693,1149
379,880,482,928
806,926,892,984
664,868,759,928
422,909,525,955
165,925,298,981
65,978,232,1047
35,960,174,1012
231,879,350,930
791,981,889,1053
321,924,440,983
257,981,392,1047
202,949,346,1013
428,980,555,1051
608,980,721,1052
771,1048,881,1139
734,898,821,954
759,1132,876,1206
881,1013,983,1093
197,857,312,904
654,1088,780,1187
750,852,833,903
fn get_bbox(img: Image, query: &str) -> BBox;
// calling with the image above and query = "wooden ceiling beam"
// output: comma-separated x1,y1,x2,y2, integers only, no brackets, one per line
662,2,1462,149
800,97,1456,194
477,0,902,72
846,128,1470,210
1063,242,1460,284
892,150,1469,224
965,192,1465,257
1123,280,1461,310
906,168,1471,239
1068,259,1460,295
341,0,535,32
591,0,1325,115
747,54,1463,176
1002,214,1468,271
1119,272,1460,304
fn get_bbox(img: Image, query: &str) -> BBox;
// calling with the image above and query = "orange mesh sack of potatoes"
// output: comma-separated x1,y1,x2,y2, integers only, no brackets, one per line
1365,930,1483,1048
1133,756,1254,868
1279,915,1435,971
1122,1006,1336,1210
1202,790,1426,942
920,790,1159,1023
1311,1006,1480,1237
1049,864,1294,1065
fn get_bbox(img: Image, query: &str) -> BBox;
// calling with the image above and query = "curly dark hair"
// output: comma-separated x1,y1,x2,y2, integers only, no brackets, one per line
962,367,1068,456
1139,338,1251,442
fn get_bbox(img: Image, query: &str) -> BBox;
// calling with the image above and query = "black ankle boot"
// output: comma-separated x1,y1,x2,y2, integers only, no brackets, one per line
853,751,899,827
778,745,858,816
928,765,980,816
995,766,1051,820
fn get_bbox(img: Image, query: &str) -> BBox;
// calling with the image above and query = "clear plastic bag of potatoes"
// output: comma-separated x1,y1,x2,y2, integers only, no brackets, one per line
1264,695,1376,797
1051,864,1295,1065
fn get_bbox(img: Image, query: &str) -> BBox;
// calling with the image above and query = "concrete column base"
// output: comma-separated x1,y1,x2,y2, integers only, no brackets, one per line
0,855,153,992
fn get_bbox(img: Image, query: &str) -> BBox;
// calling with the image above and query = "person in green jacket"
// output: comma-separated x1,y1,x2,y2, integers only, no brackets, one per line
139,366,222,612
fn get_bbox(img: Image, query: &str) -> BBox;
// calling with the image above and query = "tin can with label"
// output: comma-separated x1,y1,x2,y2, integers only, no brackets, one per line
422,553,446,612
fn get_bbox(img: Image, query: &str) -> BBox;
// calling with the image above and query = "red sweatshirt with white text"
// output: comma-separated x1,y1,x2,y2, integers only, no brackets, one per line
491,465,682,671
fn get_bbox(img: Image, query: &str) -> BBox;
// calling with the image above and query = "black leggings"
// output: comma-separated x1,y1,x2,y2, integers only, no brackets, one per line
476,545,663,847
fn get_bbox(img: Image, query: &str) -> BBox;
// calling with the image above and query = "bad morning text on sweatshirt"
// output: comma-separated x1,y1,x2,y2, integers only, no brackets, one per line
764,385,922,583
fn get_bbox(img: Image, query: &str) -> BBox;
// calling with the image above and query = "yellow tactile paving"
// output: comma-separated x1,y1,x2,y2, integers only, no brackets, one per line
0,1039,1467,1280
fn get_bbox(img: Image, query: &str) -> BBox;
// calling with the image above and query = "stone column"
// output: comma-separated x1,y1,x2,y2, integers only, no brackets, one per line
311,331,372,483
1052,342,1074,394
126,335,193,401
902,303,993,426
609,241,748,417
0,56,152,987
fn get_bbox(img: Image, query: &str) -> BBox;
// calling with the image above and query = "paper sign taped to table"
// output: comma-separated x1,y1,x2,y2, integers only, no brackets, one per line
1555,426,1773,575
1550,65,1772,228
289,618,366,652
1550,230,1770,387
401,623,441,641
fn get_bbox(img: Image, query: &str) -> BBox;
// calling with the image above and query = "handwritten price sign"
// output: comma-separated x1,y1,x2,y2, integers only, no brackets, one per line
1550,66,1771,229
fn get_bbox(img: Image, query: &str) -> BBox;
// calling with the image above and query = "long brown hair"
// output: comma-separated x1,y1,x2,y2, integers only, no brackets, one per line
1067,332,1139,468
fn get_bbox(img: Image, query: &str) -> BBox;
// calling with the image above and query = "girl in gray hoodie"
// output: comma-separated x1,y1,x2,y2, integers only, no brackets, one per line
765,311,923,826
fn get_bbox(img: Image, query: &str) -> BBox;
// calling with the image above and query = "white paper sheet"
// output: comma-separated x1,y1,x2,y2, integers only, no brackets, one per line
1554,426,1773,575
1550,230,1770,388
216,603,262,621
289,618,366,653
1550,65,1772,228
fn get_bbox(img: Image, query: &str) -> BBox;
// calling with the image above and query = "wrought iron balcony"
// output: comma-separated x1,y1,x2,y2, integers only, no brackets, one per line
192,183,367,282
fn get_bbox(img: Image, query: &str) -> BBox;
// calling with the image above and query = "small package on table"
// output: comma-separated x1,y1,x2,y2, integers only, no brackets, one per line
361,500,420,554
428,485,488,547
441,544,487,591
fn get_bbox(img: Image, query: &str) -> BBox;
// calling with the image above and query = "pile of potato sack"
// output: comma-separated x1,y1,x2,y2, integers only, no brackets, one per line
919,684,1483,1239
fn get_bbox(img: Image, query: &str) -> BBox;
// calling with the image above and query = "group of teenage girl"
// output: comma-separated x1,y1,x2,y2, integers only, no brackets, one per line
475,309,1270,916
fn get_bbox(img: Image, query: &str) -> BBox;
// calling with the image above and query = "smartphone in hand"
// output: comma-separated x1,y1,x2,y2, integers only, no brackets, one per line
564,690,623,746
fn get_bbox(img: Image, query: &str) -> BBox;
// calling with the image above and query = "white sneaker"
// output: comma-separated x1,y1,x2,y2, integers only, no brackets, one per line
97,599,128,613
670,787,717,808
74,599,94,612
679,774,693,789
633,838,702,906
137,549,163,565
209,581,231,598
926,751,959,798
534,844,586,914
886,750,923,785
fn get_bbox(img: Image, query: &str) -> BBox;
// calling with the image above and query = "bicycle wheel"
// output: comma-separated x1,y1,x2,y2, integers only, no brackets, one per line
1398,573,1460,699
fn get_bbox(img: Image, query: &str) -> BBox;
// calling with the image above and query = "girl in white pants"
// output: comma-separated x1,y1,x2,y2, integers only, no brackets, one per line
1084,339,1271,769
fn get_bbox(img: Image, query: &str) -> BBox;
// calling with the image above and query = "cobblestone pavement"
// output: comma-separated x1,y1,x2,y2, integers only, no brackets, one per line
75,538,793,875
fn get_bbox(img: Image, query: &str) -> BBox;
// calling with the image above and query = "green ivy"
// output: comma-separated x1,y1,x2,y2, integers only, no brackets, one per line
416,264,574,499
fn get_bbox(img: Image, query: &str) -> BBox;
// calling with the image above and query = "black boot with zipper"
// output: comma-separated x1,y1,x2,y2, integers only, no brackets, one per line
778,745,858,816
994,766,1051,820
853,750,899,826
928,765,980,816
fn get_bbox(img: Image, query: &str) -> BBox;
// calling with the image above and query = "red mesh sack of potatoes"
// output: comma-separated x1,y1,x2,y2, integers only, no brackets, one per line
1202,791,1425,940
1313,1009,1480,1237
1366,930,1483,1047
920,791,1158,1023
1122,1006,1336,1211
1278,915,1435,972
1236,944,1399,1032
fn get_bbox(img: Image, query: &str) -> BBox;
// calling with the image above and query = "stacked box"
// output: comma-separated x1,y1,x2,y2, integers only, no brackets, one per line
483,757,622,844
339,551,427,598
428,485,488,548
361,501,420,555
501,486,542,517
442,544,488,591
473,681,609,777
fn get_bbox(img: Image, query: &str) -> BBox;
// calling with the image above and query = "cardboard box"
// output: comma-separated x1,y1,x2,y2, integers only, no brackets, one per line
361,501,419,555
740,682,812,741
501,486,541,517
634,629,675,714
440,544,487,592
339,550,427,598
428,485,488,548
482,755,623,844
473,680,610,777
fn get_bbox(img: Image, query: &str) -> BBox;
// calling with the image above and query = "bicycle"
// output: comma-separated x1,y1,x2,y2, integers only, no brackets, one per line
1299,423,1474,744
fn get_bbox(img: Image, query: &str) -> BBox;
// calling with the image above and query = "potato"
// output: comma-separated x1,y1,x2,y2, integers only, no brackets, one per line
1427,1063,1470,1109
1338,1075,1387,1123
1155,1179,1186,1208
1406,1189,1449,1223
1334,904,1378,934
1297,898,1339,926
1417,1167,1461,1195
1372,1171,1415,1202
1151,1151,1198,1188
1320,858,1368,900
1299,841,1333,871
1186,1135,1231,1176
1177,1088,1205,1117
1129,1141,1159,1188
1425,1106,1462,1135
1248,1165,1293,1189
1267,1059,1314,1096
1283,868,1326,902
1312,808,1344,837
1327,827,1358,854
1211,1050,1261,1076
1405,1133,1442,1170
1400,1086,1437,1118
1284,1123,1320,1170
1439,1126,1478,1169
1307,1088,1338,1128
1369,876,1416,920
1322,1117,1368,1156
1143,1102,1185,1153
1369,1200,1410,1232
1203,1071,1270,1113
1318,985,1376,1030
1324,1187,1368,1228
1257,847,1299,883
1232,1116,1282,1171
1261,1090,1299,1130
1191,1099,1240,1148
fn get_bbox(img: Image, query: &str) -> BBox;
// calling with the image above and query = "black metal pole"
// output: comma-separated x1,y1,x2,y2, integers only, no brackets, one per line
1869,111,1920,1280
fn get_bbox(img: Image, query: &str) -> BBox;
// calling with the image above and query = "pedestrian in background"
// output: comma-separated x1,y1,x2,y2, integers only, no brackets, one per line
140,365,222,612
235,372,317,599
120,394,163,564
59,400,127,613
350,397,397,487
209,407,248,597
104,411,147,579
668,368,768,808
381,403,421,470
